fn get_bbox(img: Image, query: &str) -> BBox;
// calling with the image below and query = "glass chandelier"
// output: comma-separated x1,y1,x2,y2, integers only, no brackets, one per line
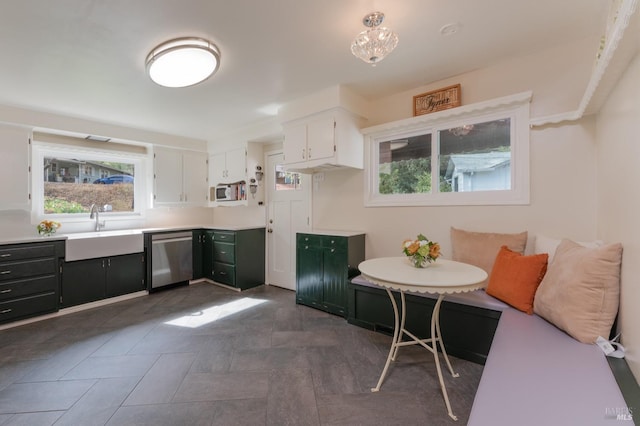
351,12,399,66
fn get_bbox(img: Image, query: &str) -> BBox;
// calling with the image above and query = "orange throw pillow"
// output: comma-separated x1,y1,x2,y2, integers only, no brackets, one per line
486,246,549,314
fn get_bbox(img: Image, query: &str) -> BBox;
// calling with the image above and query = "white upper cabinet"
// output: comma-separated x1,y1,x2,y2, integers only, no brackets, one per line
282,108,364,172
210,147,246,184
0,124,31,210
154,147,208,206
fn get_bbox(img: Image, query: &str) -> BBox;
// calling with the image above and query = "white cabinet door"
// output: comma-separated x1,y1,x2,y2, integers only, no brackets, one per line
209,152,227,184
0,125,30,210
154,147,184,204
306,115,335,161
283,123,307,164
182,151,208,205
225,147,246,183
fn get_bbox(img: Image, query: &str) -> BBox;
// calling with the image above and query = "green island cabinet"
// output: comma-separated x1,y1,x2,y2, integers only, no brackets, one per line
60,253,145,308
296,231,365,317
200,228,265,291
0,239,65,323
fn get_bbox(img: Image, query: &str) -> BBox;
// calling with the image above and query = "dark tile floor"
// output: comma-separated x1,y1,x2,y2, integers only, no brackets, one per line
0,283,483,425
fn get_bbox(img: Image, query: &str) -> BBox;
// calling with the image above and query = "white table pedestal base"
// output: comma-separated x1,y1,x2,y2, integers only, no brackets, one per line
371,289,460,421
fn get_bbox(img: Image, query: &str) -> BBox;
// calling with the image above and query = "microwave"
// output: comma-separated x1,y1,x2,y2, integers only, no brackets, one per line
215,184,239,201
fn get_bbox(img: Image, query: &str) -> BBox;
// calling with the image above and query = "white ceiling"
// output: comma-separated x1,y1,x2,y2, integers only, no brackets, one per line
0,1,608,141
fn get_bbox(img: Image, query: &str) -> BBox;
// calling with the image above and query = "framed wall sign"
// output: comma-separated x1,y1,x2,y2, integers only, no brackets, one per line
413,84,461,116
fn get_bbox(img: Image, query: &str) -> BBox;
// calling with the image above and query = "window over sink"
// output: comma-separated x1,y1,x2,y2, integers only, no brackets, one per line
31,134,149,223
363,92,531,207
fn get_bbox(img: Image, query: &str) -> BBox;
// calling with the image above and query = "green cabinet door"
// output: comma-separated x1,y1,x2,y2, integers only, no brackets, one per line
322,246,348,316
202,230,215,280
106,254,145,297
296,243,323,309
61,258,106,308
192,230,204,280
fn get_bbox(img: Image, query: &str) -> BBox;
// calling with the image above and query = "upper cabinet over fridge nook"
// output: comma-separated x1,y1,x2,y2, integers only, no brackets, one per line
209,142,264,207
281,107,365,173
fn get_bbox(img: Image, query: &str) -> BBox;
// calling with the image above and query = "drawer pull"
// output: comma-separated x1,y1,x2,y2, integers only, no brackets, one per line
220,271,227,275
0,289,12,294
220,251,227,255
0,270,11,275
0,254,11,258
0,309,11,314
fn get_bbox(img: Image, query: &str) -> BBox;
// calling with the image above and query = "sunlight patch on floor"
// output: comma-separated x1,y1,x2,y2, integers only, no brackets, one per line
164,297,267,328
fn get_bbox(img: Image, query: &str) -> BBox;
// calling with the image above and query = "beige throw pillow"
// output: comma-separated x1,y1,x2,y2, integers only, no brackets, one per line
450,227,528,285
533,239,623,343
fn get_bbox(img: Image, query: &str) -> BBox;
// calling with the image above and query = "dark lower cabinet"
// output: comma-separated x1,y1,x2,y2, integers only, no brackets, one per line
296,232,365,317
0,240,64,323
192,230,204,280
202,228,265,290
61,253,145,308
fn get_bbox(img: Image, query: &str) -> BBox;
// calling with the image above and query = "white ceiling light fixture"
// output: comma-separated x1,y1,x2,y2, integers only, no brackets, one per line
351,11,399,66
146,37,220,88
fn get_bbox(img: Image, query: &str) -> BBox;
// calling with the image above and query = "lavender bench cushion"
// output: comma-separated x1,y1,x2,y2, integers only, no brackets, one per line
350,274,510,312
468,308,627,426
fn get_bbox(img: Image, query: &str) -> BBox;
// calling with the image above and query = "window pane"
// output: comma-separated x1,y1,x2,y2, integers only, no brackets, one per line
378,134,432,194
43,157,135,214
440,119,511,193
275,164,301,191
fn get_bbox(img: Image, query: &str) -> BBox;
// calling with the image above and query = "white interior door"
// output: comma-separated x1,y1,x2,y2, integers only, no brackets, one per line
266,152,311,290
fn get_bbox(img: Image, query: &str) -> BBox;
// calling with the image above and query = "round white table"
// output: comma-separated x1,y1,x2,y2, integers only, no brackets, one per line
358,257,488,421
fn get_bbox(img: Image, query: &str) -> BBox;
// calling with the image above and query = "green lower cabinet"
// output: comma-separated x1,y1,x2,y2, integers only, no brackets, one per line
61,253,145,308
106,254,146,298
296,244,323,309
204,228,265,291
296,233,365,317
192,230,204,280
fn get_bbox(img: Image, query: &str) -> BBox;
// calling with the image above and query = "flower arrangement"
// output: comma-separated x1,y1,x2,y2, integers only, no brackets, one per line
37,220,61,237
402,234,441,268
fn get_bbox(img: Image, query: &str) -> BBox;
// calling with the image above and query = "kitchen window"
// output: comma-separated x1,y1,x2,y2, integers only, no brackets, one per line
364,92,531,207
31,134,149,222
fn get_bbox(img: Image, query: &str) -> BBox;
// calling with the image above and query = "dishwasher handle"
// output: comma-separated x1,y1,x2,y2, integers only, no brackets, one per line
151,236,193,245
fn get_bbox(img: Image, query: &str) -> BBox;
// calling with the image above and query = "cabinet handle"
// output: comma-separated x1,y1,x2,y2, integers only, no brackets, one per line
220,251,227,255
331,248,335,253
220,271,227,275
0,289,12,294
308,148,312,158
108,259,111,267
0,254,11,258
302,149,306,159
0,270,11,275
331,240,335,244
0,309,11,314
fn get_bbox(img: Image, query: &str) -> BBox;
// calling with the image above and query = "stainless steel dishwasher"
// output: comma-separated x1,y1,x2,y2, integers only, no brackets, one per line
151,231,193,290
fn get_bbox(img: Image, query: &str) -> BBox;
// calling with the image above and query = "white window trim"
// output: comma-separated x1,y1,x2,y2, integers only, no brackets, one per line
31,141,149,224
363,91,532,207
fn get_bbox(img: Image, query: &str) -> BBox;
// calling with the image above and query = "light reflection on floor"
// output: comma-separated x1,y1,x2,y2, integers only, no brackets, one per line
164,297,268,328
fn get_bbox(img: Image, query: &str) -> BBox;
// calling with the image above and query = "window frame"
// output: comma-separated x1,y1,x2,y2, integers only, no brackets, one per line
31,141,149,224
363,91,532,207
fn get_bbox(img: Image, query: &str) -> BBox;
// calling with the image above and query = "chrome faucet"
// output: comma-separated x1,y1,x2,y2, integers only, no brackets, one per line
89,204,104,231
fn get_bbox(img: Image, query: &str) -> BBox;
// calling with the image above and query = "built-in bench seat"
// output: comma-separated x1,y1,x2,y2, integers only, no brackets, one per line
349,275,636,425
348,275,505,364
468,308,628,425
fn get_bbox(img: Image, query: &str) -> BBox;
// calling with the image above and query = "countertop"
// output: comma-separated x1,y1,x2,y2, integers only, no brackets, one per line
299,229,365,237
0,225,266,245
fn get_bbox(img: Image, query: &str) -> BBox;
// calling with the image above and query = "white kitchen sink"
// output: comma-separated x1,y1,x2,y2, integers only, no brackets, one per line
64,229,144,261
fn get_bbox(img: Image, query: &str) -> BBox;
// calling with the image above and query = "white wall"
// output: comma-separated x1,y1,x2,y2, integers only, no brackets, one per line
596,52,640,380
313,118,598,259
